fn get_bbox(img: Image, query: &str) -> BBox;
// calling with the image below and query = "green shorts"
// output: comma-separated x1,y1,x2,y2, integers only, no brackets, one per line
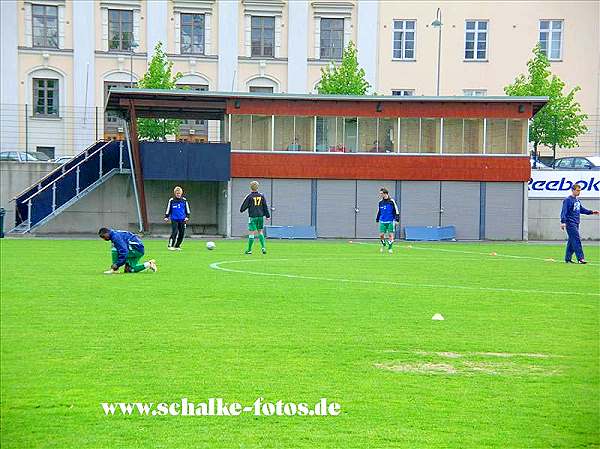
379,222,395,234
248,216,265,231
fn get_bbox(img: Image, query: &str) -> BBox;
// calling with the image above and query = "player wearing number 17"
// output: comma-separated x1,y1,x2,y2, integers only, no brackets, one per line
240,180,270,254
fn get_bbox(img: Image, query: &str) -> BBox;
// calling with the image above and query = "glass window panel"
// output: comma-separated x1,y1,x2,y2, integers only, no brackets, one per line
442,119,463,153
274,116,296,151
251,115,272,151
551,31,561,40
463,119,483,153
485,119,507,154
294,117,314,152
393,49,401,59
399,118,419,153
405,49,414,59
394,20,402,30
477,32,486,41
33,5,44,15
540,20,549,29
478,21,487,30
466,32,475,41
316,117,336,151
405,41,414,50
465,50,474,59
378,118,397,153
465,41,474,50
477,50,486,59
507,119,527,154
231,115,252,150
421,118,440,153
122,10,132,21
406,21,415,30
358,118,378,152
33,16,44,28
466,21,475,30
550,47,560,59
552,20,562,29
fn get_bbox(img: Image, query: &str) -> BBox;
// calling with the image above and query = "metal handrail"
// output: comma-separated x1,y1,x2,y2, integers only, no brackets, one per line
19,141,115,204
11,140,108,201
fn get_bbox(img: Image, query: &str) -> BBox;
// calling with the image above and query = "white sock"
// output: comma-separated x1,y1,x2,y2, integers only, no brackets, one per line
143,262,150,268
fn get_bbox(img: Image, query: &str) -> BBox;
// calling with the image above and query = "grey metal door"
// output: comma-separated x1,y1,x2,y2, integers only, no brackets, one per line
485,182,524,240
356,181,395,238
316,180,356,238
400,181,441,237
441,181,480,240
271,179,312,226
231,178,272,237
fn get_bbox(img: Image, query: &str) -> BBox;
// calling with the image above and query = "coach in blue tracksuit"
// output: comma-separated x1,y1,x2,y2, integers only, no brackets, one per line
164,186,191,250
560,184,599,264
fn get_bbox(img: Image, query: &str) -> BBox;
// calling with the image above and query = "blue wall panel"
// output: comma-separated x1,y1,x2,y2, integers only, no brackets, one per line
140,142,231,181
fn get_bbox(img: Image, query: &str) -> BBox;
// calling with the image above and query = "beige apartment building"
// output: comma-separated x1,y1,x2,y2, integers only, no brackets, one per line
1,0,598,158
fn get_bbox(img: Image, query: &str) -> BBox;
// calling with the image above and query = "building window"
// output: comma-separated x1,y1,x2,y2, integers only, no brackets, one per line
392,89,415,96
178,84,208,128
320,18,344,60
539,20,563,60
104,82,133,134
180,13,205,54
392,20,416,60
108,9,133,51
249,86,274,93
33,78,59,116
465,20,488,60
32,4,58,48
463,89,487,96
251,16,275,57
36,146,55,159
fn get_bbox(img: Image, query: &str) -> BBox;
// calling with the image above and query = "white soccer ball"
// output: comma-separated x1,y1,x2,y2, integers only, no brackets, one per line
206,241,216,250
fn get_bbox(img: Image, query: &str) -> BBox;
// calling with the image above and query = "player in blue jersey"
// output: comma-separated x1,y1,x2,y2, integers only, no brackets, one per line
560,184,599,264
376,188,400,253
98,228,157,273
164,186,191,251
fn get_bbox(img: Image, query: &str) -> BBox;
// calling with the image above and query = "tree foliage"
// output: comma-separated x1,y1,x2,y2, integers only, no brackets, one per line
315,41,371,95
504,45,587,157
136,42,183,140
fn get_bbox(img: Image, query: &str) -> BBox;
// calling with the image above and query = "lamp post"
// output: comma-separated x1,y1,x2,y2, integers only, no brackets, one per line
431,8,442,96
130,41,139,87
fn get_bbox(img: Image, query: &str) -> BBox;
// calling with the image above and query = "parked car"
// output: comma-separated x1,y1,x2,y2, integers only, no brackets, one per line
552,156,600,170
530,157,550,169
31,151,51,161
0,151,45,162
53,156,73,165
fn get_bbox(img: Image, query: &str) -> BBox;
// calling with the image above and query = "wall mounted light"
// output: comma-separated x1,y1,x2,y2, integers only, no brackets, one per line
518,104,525,113
376,102,383,112
234,100,241,109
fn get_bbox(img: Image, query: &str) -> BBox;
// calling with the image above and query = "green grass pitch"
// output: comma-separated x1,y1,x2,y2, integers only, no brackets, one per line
1,239,599,448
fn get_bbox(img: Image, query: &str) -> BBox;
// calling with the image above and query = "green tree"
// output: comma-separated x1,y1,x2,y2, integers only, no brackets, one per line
136,42,183,140
316,41,371,95
504,45,587,160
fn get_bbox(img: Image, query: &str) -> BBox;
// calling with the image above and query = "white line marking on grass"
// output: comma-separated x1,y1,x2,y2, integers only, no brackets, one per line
209,259,600,297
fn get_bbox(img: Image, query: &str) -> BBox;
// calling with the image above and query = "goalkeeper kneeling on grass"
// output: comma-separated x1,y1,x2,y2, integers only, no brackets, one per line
376,188,399,254
98,227,157,274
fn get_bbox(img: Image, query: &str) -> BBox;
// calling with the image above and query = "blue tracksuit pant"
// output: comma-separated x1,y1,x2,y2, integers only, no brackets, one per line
565,224,584,262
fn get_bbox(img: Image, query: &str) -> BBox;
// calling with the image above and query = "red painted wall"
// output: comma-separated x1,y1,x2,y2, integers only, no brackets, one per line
226,99,534,119
231,153,531,182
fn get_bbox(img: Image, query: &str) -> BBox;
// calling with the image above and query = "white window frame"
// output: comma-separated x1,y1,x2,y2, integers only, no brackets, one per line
463,89,487,96
464,19,488,61
392,89,415,96
392,19,416,60
539,19,563,61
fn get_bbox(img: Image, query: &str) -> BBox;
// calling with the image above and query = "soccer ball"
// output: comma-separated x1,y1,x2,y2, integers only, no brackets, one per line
206,241,216,250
